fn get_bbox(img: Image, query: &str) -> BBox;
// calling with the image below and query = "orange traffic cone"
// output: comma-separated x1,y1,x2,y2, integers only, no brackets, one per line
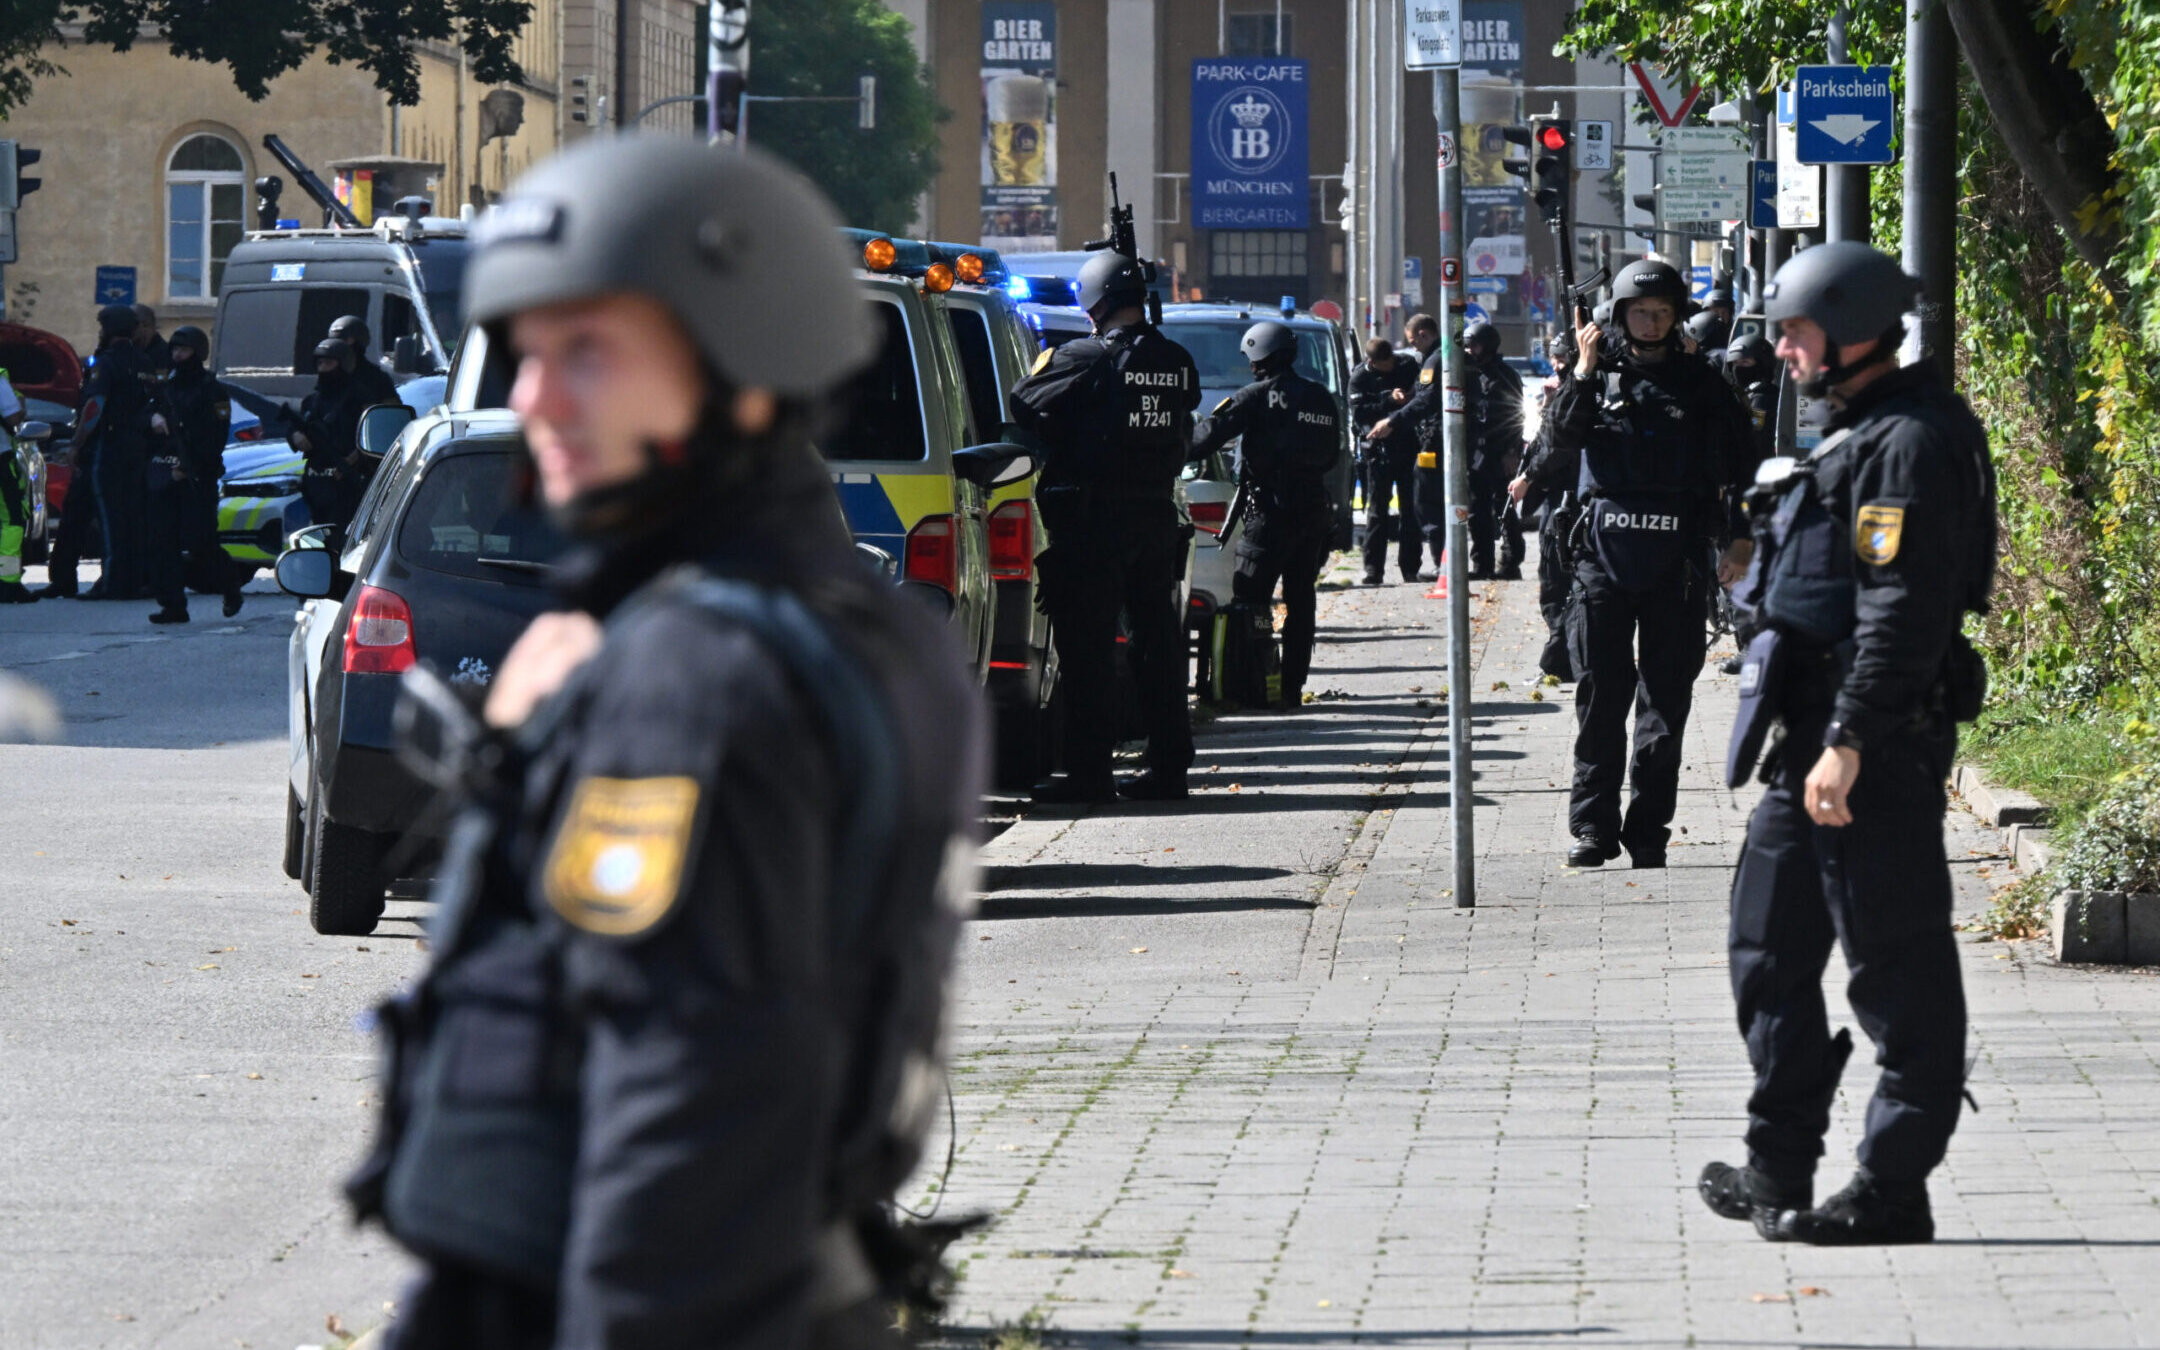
1425,548,1449,601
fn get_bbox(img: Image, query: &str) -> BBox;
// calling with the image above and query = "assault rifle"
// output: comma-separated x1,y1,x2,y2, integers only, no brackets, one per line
1082,172,1163,325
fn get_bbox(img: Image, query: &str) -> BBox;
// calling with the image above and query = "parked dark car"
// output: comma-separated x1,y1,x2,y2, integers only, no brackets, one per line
276,408,564,935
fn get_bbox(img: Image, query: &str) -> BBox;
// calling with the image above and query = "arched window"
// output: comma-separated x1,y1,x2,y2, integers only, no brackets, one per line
166,133,246,300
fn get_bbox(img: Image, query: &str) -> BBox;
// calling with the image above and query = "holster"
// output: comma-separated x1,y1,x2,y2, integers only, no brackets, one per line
1940,632,1987,723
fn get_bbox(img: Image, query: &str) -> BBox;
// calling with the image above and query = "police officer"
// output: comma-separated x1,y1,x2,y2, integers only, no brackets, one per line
291,337,370,537
1348,337,1420,584
1686,309,1731,366
1369,314,1445,579
55,305,155,600
143,326,243,623
330,314,402,408
1536,259,1756,868
344,136,985,1347
1514,325,1583,680
1191,321,1342,708
1724,330,1779,461
1460,321,1526,579
1701,242,1995,1246
133,303,172,375
1012,247,1201,802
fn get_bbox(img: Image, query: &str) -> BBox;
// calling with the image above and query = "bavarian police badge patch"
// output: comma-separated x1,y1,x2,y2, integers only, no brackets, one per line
543,776,701,936
1419,367,1435,385
1029,346,1055,375
1856,504,1905,565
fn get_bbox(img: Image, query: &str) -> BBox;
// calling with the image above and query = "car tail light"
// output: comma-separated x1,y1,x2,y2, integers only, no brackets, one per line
1189,500,1230,535
234,424,262,441
903,515,959,594
988,499,1034,581
343,585,417,674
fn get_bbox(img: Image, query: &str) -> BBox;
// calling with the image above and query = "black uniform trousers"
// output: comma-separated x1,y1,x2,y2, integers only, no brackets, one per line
1412,460,1446,568
46,454,100,589
1467,470,1523,576
1728,711,1966,1185
1233,517,1329,698
1359,453,1421,580
1535,500,1575,680
1564,552,1706,849
93,445,147,597
146,479,241,612
1043,494,1194,786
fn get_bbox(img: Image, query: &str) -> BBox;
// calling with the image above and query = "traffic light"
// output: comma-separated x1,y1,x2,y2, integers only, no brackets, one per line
1532,120,1571,219
1501,124,1535,188
0,141,40,210
715,68,746,134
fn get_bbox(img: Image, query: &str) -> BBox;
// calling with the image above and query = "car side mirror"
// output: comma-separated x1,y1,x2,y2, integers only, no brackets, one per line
391,333,423,375
275,547,337,599
1754,455,1799,488
357,402,417,458
15,420,51,443
954,441,1034,489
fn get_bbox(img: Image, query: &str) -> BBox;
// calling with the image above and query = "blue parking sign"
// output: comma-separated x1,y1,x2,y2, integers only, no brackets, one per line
1793,64,1896,165
95,265,137,307
1750,160,1779,230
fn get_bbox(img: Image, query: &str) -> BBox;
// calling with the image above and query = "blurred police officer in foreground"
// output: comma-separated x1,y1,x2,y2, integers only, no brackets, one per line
330,314,402,408
1524,260,1755,868
1702,242,1995,1246
1191,321,1343,708
345,137,986,1348
1012,248,1200,802
1348,337,1420,584
1460,321,1526,580
0,365,31,603
143,326,243,623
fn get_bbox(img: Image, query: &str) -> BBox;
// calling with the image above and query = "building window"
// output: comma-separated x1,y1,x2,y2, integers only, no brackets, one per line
166,133,246,301
1226,13,1292,56
1209,230,1309,278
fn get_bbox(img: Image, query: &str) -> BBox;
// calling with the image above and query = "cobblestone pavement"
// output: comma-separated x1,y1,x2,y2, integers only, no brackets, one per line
932,550,2160,1349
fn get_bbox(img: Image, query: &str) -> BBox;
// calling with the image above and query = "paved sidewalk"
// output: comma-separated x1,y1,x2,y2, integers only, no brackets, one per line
933,550,2160,1348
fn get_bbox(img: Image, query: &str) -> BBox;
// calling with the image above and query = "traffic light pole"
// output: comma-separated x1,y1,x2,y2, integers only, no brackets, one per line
1825,6,1871,244
1902,0,1955,377
1432,67,1475,910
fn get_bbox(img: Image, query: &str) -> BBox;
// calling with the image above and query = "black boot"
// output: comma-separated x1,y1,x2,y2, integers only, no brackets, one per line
1030,773,1116,805
223,586,245,618
149,606,190,625
1118,769,1188,801
1699,1161,1811,1241
0,579,37,603
1567,835,1621,867
1624,828,1669,869
1778,1170,1934,1245
35,581,77,599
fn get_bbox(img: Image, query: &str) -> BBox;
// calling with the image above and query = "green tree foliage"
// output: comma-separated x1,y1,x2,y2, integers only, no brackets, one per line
1562,1,2160,728
0,0,531,116
742,0,944,234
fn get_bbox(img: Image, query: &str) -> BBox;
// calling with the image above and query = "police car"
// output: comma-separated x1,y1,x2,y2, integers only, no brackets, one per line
274,405,561,934
1156,302,1356,650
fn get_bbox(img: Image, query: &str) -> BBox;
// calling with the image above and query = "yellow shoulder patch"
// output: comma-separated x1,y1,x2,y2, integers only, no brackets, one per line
1029,346,1056,375
1418,367,1435,385
1855,504,1905,566
543,776,701,936
1211,396,1234,415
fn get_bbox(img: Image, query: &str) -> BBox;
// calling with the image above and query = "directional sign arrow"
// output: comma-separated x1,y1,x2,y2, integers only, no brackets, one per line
1809,114,1880,146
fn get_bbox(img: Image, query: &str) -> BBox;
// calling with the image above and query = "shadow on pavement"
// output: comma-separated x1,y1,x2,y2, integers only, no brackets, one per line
983,862,1291,891
974,894,1314,920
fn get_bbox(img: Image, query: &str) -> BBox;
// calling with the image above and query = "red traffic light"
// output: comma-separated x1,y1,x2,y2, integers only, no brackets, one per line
1537,125,1569,151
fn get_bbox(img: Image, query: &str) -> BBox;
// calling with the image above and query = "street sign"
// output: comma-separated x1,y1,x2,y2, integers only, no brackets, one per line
1662,186,1746,222
1775,120,1823,228
1467,235,1524,275
95,265,136,307
1750,160,1779,230
1466,275,1507,294
1403,256,1425,304
1629,61,1701,127
1404,0,1460,70
1690,264,1714,302
1776,86,1796,126
1464,302,1491,324
1576,119,1613,171
1793,64,1896,165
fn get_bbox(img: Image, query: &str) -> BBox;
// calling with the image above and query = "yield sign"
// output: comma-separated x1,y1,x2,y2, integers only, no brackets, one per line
1629,61,1702,127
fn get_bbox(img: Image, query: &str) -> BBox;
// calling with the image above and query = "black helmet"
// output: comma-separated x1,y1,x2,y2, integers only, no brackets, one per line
1764,240,1920,346
1684,310,1730,350
1240,320,1296,365
1611,260,1688,307
1462,319,1500,358
329,314,372,353
169,325,210,362
1075,250,1148,314
97,305,138,340
466,136,871,399
313,337,356,373
1726,331,1774,371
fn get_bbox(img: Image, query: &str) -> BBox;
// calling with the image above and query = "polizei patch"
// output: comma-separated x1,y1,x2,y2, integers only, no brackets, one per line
1856,504,1905,565
543,776,701,936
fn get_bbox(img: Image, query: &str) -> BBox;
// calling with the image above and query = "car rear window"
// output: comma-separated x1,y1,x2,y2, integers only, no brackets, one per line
1163,320,1340,394
819,300,928,462
396,447,565,582
946,305,1005,443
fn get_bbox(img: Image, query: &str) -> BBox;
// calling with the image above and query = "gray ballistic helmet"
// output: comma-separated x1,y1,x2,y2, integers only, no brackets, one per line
1727,331,1774,371
1240,320,1297,365
1764,240,1920,346
313,337,355,373
329,314,372,353
1462,319,1500,357
1611,260,1688,307
465,136,871,399
1684,310,1730,349
1075,250,1149,313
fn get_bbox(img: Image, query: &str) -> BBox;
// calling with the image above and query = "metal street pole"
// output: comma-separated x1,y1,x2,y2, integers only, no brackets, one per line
1902,0,1956,377
1825,6,1871,243
1432,66,1475,910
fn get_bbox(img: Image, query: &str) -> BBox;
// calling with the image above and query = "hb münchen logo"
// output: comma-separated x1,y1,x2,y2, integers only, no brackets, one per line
1210,85,1289,174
